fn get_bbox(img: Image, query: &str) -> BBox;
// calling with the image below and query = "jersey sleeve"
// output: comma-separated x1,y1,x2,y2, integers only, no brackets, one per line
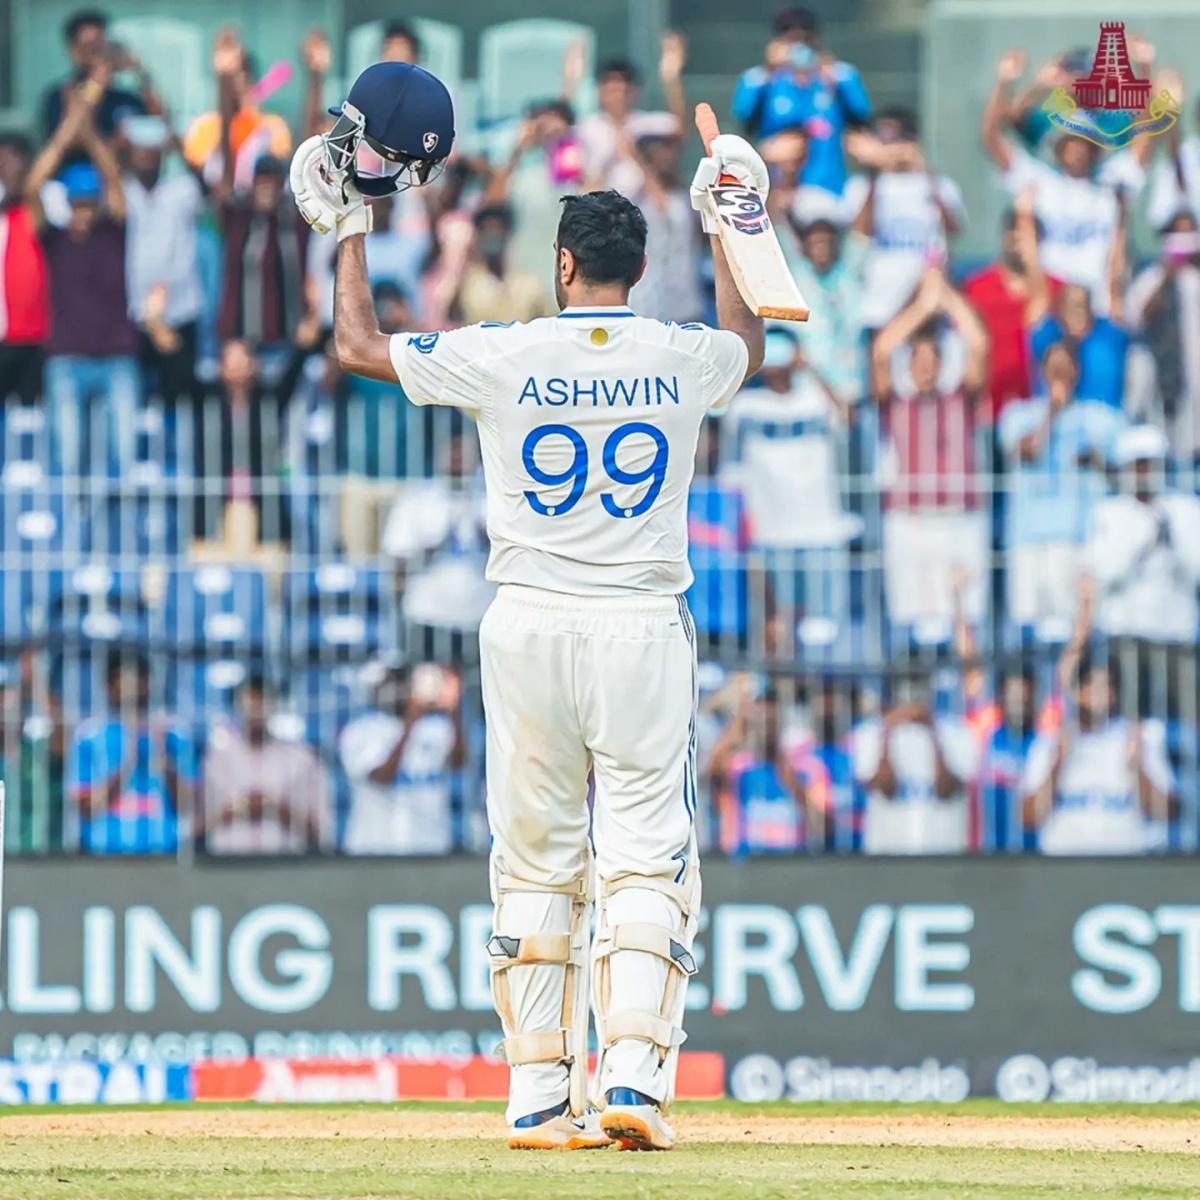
692,327,751,414
387,325,495,411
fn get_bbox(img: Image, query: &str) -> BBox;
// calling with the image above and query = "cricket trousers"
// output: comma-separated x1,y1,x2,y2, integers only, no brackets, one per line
479,583,700,1124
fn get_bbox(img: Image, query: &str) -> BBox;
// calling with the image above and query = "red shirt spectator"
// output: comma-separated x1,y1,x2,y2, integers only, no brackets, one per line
964,262,1063,420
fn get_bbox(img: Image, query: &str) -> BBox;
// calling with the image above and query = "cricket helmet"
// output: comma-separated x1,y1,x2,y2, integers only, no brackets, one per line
325,62,454,196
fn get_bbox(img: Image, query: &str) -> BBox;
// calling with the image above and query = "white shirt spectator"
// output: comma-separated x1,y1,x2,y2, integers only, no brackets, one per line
853,717,978,854
340,709,458,854
1126,258,1200,458
382,476,494,630
843,171,965,328
628,186,702,322
1146,143,1200,233
576,110,675,195
1085,491,1200,642
123,171,204,327
1001,146,1144,314
1024,719,1173,854
723,376,861,549
201,720,333,854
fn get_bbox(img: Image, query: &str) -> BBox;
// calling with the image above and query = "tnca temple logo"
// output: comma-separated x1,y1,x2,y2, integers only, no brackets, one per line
1043,21,1179,150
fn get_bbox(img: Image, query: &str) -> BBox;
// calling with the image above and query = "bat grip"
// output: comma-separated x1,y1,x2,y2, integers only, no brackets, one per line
693,102,740,186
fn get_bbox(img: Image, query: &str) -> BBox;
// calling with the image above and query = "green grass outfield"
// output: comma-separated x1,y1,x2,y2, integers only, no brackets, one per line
2,1100,1198,1200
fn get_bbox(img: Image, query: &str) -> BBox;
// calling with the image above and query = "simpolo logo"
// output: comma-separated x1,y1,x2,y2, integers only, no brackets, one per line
996,1055,1200,1104
730,1054,970,1104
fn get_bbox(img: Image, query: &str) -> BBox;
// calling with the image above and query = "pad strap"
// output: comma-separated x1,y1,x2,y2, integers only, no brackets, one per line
503,1028,571,1066
603,1011,686,1054
487,932,571,968
594,922,697,977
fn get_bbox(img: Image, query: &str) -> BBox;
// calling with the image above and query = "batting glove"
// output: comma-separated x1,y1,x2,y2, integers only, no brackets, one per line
290,134,373,242
689,134,770,235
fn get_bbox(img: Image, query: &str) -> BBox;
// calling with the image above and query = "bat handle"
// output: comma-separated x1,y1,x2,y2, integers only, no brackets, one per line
694,102,740,186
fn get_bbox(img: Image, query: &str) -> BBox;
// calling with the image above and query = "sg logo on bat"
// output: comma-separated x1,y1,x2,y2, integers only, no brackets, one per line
712,185,771,236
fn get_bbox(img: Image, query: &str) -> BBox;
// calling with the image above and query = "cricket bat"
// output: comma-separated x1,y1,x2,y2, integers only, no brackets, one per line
694,102,809,322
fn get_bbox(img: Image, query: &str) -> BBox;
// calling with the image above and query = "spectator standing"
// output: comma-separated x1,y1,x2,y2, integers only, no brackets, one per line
0,133,50,403
68,653,194,854
726,327,860,627
1022,653,1174,854
200,673,333,854
686,421,751,656
340,661,466,855
844,108,965,331
1126,210,1200,464
453,203,554,324
781,216,868,403
0,654,67,855
853,673,978,854
982,48,1149,314
707,681,819,854
1085,425,1200,644
1145,77,1198,231
486,101,583,293
871,268,990,630
121,115,205,402
1026,192,1129,411
28,84,139,475
793,678,861,851
628,130,704,323
999,342,1126,635
568,34,687,197
381,21,421,64
732,5,871,195
963,194,1063,422
40,9,157,162
381,430,494,633
184,28,292,191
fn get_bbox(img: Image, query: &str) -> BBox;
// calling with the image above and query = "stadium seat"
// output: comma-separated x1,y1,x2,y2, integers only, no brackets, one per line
478,19,594,123
46,563,150,647
110,16,207,128
162,565,271,656
282,563,397,663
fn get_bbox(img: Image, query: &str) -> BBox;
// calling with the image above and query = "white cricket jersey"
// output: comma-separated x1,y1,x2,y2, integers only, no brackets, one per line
388,306,749,595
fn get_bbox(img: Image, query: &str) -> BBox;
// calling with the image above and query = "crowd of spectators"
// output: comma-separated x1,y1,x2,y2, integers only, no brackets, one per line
1,6,1198,858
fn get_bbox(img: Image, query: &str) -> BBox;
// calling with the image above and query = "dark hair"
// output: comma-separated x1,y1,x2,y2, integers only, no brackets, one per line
0,131,33,160
64,8,107,44
1073,650,1119,697
253,154,285,179
372,279,409,307
474,201,514,231
1000,207,1046,240
598,58,639,86
528,98,575,125
241,669,271,695
877,106,919,139
557,191,647,286
774,5,818,35
910,319,941,351
382,20,421,57
799,217,839,238
105,650,149,685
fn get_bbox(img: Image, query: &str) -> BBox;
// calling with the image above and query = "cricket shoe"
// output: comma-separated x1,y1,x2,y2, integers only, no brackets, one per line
599,1087,675,1151
507,1101,612,1151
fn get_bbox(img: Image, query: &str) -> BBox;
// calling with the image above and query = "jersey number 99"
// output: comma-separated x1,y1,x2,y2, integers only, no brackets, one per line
522,423,669,519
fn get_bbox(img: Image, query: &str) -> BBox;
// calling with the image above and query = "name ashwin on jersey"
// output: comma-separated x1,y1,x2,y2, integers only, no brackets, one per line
517,375,681,407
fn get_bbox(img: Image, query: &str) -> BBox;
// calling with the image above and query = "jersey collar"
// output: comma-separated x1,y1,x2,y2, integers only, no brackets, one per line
557,305,636,319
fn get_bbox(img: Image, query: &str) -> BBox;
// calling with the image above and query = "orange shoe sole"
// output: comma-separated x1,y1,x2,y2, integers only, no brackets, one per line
599,1111,672,1151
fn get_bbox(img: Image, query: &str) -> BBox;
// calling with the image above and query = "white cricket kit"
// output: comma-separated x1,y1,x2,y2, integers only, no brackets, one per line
389,307,748,1123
